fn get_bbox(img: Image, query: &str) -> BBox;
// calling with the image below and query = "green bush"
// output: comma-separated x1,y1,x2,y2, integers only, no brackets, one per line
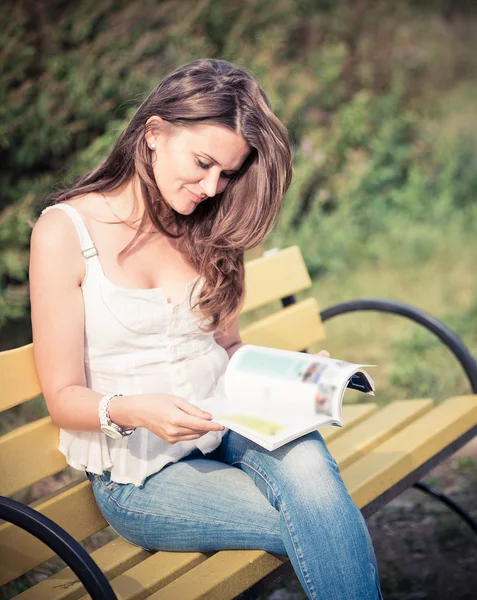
1,0,477,348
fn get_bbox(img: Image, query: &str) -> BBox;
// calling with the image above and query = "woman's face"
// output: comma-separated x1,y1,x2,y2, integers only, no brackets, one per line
146,120,251,215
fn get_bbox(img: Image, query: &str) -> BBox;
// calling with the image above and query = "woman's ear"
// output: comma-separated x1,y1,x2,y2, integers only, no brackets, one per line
144,116,164,149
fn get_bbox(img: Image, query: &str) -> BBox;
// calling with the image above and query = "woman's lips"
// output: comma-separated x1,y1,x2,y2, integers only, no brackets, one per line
185,188,205,203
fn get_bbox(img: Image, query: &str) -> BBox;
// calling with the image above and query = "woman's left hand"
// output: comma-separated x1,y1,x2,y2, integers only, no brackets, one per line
317,350,330,358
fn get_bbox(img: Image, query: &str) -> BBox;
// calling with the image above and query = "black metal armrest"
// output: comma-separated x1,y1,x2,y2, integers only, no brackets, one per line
0,496,117,599
319,298,477,536
320,298,477,394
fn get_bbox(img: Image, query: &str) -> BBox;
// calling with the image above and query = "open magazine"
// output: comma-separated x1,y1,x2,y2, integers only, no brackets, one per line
201,344,375,451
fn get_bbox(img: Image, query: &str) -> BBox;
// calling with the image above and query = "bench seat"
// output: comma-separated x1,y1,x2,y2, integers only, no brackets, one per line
3,396,476,600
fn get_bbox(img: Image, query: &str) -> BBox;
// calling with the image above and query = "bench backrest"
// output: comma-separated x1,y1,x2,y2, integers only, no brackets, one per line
0,245,325,586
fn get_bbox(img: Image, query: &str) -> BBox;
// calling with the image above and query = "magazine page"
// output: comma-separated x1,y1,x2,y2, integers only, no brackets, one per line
201,345,375,451
201,382,338,451
226,345,374,417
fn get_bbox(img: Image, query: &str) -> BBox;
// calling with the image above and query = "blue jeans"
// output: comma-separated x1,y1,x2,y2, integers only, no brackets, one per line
87,430,382,599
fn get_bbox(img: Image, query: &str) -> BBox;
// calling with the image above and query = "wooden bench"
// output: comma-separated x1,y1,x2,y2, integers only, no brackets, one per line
1,245,477,599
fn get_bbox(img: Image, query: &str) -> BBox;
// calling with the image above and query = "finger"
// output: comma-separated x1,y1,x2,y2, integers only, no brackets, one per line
163,423,223,442
170,433,203,442
175,397,214,420
317,350,330,358
177,413,225,432
169,424,217,437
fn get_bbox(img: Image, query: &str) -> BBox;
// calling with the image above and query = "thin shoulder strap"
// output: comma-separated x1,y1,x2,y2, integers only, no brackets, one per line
42,204,99,260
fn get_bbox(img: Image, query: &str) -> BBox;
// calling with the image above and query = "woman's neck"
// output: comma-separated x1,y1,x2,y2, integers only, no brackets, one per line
102,177,149,231
103,176,181,239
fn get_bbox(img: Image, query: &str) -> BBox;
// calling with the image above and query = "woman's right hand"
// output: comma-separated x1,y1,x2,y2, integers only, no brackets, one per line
110,393,225,444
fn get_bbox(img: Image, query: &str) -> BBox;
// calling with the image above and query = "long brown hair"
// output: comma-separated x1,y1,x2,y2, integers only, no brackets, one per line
46,59,292,332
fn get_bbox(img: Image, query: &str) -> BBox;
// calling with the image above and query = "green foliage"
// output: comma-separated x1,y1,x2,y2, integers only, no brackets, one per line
2,0,477,350
271,85,477,277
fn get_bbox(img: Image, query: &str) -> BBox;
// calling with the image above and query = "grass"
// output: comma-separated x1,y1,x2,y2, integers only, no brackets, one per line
305,224,477,405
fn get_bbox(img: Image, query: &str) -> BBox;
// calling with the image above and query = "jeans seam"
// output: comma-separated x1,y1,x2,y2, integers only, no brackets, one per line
106,516,151,552
230,460,281,503
231,459,315,600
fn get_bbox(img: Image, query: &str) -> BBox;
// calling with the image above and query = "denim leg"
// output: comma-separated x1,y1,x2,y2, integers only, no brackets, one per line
88,456,286,555
217,430,382,600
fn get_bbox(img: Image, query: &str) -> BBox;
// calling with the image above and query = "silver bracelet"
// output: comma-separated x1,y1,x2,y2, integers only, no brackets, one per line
98,393,136,440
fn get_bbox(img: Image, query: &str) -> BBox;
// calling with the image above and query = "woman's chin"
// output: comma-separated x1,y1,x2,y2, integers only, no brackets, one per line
161,195,197,216
171,203,198,216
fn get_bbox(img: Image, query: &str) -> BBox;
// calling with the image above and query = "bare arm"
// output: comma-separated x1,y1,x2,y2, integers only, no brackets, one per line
214,305,330,362
30,209,223,442
214,313,243,359
30,209,101,430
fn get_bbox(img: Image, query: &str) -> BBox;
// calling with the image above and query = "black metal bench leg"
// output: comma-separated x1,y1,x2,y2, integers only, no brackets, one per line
0,496,117,599
413,481,477,536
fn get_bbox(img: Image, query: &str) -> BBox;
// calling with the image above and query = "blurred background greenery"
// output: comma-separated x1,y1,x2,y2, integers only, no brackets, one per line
1,1,477,598
2,0,476,404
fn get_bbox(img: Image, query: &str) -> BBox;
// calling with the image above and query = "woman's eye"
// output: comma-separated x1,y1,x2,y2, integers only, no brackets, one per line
197,158,235,180
196,158,210,170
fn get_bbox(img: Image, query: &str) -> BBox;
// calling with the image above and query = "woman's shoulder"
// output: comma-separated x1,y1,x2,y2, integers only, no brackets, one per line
30,202,90,287
36,193,104,231
63,192,109,222
31,193,102,255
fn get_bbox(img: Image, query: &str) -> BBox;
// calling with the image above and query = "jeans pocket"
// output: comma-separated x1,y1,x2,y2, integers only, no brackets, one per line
86,471,102,488
99,471,122,493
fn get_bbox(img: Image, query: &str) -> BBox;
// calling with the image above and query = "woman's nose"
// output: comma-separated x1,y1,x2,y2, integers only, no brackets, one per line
200,170,222,198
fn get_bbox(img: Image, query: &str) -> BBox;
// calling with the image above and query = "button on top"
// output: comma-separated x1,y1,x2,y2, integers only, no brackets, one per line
172,320,180,328
172,306,180,314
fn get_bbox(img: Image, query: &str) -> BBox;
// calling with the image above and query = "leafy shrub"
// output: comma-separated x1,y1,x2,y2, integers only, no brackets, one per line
1,0,477,346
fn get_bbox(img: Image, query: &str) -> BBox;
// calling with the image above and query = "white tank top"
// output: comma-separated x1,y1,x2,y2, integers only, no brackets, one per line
42,204,228,486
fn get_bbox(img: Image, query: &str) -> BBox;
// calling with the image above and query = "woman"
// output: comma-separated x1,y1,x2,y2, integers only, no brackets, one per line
29,59,382,599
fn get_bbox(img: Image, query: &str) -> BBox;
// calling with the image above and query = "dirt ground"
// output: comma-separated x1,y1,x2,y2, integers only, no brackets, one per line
264,439,477,600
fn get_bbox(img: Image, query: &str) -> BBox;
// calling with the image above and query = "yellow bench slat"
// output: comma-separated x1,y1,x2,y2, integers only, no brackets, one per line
343,395,477,510
79,551,208,600
329,399,433,470
0,344,41,411
0,481,107,585
240,298,325,351
0,417,67,497
16,538,148,600
242,246,311,313
321,403,378,442
148,550,288,600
